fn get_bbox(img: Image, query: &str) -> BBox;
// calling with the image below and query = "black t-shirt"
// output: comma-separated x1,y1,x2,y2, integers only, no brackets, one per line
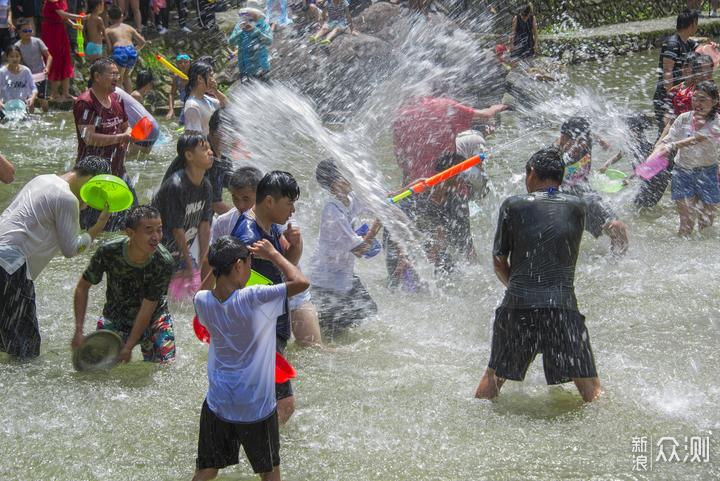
655,33,697,99
152,170,214,258
493,191,586,309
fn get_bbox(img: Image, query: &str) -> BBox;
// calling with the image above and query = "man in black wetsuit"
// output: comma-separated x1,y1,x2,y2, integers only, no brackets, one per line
474,147,601,403
653,9,698,135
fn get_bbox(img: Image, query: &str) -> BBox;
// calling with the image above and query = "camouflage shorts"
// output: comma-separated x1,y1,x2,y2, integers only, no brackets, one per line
97,313,176,363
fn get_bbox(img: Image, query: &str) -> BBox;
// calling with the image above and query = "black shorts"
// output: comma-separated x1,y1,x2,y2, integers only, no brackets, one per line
488,307,598,385
275,336,293,401
35,80,48,100
0,263,40,359
311,276,377,334
196,400,280,473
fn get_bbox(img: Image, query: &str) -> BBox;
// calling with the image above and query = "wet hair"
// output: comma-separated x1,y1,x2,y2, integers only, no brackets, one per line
677,9,699,31
161,132,209,183
315,159,345,191
73,155,111,177
560,116,591,141
108,5,122,20
135,70,154,91
519,3,533,16
87,0,103,13
209,108,221,133
184,61,214,98
208,236,250,278
256,171,300,204
88,58,117,88
124,205,161,230
694,80,719,119
693,54,714,73
525,146,565,183
229,166,263,191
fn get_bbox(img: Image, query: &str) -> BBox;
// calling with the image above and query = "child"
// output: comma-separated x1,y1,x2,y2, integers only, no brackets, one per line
13,19,51,112
309,0,356,45
131,69,153,104
657,80,720,236
105,5,145,92
231,171,301,424
211,166,263,244
84,0,106,62
192,236,309,481
182,61,227,135
0,46,38,115
72,205,176,364
152,133,214,284
228,7,273,82
558,116,629,255
309,159,380,336
165,53,190,120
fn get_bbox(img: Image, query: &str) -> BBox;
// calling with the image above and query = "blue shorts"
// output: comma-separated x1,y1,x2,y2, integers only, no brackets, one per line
671,164,720,204
85,41,103,56
327,20,347,30
113,45,138,69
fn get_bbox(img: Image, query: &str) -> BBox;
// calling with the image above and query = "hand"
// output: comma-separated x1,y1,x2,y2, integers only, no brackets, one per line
598,164,608,174
249,239,278,260
284,223,302,247
71,331,85,350
119,128,132,143
242,23,254,31
116,346,132,363
208,77,219,92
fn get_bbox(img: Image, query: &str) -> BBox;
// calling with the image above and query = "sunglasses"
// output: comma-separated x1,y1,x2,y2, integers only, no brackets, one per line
176,54,191,61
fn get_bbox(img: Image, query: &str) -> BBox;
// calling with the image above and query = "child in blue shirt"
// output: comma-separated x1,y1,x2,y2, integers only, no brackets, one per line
193,236,308,481
228,7,273,81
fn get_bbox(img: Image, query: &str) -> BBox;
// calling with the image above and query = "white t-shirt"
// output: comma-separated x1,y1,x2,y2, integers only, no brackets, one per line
183,94,220,135
665,111,720,169
210,207,240,244
0,65,37,103
194,284,287,423
0,175,92,280
309,193,366,293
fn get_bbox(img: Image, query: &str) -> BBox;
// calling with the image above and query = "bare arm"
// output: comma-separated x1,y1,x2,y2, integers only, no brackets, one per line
282,224,303,265
197,221,211,282
117,299,158,362
493,255,510,287
72,278,92,349
132,28,146,50
0,152,15,183
473,103,508,122
166,81,177,118
351,220,381,257
44,49,53,75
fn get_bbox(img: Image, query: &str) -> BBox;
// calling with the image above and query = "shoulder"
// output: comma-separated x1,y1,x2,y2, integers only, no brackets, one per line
97,237,126,254
233,215,262,245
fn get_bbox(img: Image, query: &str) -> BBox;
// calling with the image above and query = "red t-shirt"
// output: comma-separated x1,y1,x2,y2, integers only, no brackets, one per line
672,85,694,117
392,96,476,181
73,89,129,177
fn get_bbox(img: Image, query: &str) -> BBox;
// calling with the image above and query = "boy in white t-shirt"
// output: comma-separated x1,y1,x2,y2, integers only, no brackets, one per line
309,159,381,337
192,236,309,481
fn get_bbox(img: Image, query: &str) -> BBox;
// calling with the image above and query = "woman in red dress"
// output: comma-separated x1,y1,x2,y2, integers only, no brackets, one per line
41,0,82,100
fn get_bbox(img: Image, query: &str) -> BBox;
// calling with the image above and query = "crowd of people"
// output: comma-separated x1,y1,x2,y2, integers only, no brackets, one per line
1,3,719,481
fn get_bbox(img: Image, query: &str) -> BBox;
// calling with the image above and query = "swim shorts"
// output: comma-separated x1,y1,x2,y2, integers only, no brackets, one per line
488,307,598,385
85,41,103,57
97,313,176,363
671,164,720,204
0,263,40,359
196,400,280,473
275,336,293,400
311,276,377,335
113,45,138,69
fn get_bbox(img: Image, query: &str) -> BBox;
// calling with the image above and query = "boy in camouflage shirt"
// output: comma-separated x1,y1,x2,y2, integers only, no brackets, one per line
72,205,176,363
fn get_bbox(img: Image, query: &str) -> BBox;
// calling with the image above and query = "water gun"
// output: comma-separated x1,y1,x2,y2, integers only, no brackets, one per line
156,54,189,80
76,14,85,57
388,154,485,204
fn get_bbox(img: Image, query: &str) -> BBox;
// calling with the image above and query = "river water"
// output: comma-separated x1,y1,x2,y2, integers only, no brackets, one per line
0,44,718,480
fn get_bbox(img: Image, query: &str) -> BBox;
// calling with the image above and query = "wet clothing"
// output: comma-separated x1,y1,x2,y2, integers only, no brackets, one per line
488,307,598,384
97,313,176,363
228,18,273,79
15,37,49,75
82,237,174,333
182,94,219,135
311,276,377,336
231,212,291,342
0,65,37,102
194,284,287,423
0,174,91,281
41,0,74,82
672,164,720,204
0,263,40,359
196,401,280,473
653,33,697,132
493,190,585,310
211,207,240,244
393,96,476,181
664,111,720,170
511,14,535,58
563,184,616,238
207,155,231,204
152,169,214,260
73,89,129,177
629,136,671,209
112,45,138,69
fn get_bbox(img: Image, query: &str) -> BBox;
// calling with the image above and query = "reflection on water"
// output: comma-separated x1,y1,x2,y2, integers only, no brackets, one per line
0,35,718,481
